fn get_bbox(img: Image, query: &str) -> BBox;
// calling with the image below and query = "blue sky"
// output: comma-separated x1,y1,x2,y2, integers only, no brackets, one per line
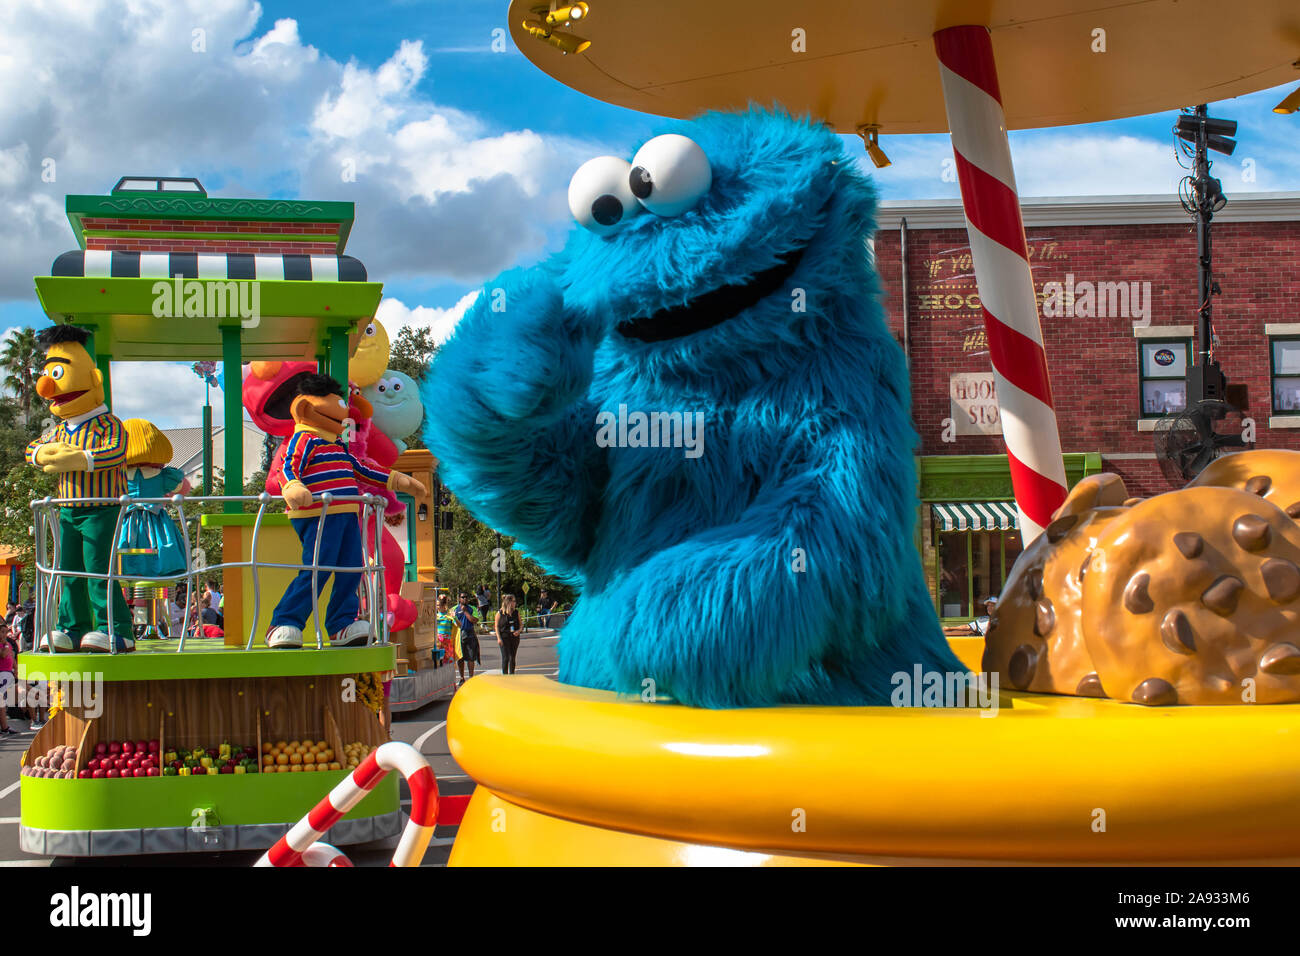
2,0,1297,428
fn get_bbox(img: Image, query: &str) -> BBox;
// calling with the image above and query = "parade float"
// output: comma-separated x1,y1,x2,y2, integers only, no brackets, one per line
430,0,1300,866
16,177,456,857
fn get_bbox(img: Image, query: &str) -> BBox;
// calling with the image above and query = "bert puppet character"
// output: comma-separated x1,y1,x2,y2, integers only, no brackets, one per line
25,326,134,653
266,374,425,649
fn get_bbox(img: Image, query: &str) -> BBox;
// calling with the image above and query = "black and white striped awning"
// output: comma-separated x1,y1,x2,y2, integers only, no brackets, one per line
931,501,1019,532
50,251,367,281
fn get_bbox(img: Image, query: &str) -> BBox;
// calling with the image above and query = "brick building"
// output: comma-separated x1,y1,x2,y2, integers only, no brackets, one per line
873,191,1300,623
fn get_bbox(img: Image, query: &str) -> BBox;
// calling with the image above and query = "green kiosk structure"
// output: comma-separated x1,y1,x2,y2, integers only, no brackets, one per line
18,177,401,856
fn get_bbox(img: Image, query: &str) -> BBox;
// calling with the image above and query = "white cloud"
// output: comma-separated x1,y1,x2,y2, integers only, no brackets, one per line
108,362,232,430
376,290,480,346
0,0,594,301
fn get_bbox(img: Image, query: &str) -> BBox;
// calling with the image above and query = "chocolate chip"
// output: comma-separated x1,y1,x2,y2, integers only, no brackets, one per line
1026,567,1043,601
1046,514,1078,543
1259,642,1300,675
1231,514,1271,552
1075,673,1106,698
1260,558,1300,603
1201,575,1244,615
1159,609,1196,654
1123,572,1154,614
1034,599,1055,636
1131,677,1178,706
1007,644,1038,689
1244,475,1272,496
1173,532,1204,559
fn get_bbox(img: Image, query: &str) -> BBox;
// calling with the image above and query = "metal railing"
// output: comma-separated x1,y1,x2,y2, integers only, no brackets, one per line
30,492,388,654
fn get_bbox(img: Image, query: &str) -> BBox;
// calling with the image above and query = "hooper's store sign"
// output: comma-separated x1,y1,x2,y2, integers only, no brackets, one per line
949,372,1001,436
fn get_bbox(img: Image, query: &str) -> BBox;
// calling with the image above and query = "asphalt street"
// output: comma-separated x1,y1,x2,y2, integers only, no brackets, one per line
0,629,561,868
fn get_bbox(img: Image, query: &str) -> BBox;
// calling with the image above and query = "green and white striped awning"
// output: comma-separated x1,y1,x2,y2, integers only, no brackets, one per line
931,501,1019,532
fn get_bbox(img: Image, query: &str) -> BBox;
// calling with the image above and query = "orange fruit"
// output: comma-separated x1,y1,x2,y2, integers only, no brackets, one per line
275,740,287,749
262,754,274,766
303,753,316,764
289,752,302,765
276,765,289,773
275,753,289,766
290,764,303,773
261,742,272,754
329,761,341,771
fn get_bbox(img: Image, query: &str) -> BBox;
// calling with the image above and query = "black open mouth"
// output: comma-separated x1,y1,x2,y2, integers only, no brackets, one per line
615,245,807,343
263,372,314,424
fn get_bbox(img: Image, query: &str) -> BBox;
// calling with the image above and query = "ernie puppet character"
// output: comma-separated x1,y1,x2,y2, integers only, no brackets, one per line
25,326,134,653
266,374,426,649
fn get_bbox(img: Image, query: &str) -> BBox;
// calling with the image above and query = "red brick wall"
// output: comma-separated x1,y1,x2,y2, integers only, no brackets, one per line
875,218,1300,498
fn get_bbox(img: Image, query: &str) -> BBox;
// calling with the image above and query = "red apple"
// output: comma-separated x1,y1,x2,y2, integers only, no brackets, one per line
147,740,160,754
135,740,148,752
147,767,159,777
91,769,105,778
121,741,134,755
192,766,206,775
78,769,91,779
133,768,147,777
108,741,122,754
106,769,119,778
94,742,107,755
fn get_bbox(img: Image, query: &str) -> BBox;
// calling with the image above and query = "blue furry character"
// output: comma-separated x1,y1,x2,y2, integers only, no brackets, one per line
422,108,962,707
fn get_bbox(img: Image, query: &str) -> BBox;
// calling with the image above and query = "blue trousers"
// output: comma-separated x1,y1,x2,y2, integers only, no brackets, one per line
270,513,363,635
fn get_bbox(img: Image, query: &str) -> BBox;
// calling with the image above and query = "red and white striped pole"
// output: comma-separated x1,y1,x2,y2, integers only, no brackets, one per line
256,741,439,868
933,25,1068,544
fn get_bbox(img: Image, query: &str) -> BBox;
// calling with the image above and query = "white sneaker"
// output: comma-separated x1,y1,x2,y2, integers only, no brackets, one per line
38,631,73,653
330,620,371,648
266,625,303,649
79,631,135,653
29,722,45,731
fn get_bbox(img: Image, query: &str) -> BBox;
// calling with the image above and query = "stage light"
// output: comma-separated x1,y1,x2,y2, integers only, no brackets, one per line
857,124,891,169
1176,113,1237,155
543,3,589,26
521,19,591,55
1275,84,1300,114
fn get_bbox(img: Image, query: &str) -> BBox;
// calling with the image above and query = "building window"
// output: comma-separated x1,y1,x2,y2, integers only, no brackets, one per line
1271,337,1300,414
935,528,1022,621
1138,338,1191,418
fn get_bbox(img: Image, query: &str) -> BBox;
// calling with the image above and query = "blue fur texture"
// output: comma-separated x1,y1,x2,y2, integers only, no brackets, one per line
422,107,963,707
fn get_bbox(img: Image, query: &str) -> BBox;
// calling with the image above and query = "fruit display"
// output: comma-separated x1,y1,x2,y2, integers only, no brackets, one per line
80,738,163,778
343,741,376,769
21,744,80,779
160,742,259,776
261,739,342,773
355,672,383,715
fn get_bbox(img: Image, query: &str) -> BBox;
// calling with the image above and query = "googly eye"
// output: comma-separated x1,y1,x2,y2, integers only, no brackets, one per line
376,381,387,393
568,156,644,236
363,323,376,337
391,379,403,393
629,134,712,217
48,365,65,381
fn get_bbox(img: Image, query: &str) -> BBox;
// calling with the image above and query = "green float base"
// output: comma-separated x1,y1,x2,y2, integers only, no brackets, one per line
19,769,397,833
17,637,396,682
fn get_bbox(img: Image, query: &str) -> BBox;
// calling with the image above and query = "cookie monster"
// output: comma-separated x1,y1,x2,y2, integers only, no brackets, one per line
422,107,963,707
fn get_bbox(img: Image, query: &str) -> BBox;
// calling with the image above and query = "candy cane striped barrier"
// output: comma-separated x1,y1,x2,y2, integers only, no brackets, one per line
256,741,438,868
933,25,1069,544
301,842,354,867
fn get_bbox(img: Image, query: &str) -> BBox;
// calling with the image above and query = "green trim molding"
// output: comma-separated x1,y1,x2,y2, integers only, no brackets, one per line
20,771,397,831
918,452,1103,502
66,194,356,253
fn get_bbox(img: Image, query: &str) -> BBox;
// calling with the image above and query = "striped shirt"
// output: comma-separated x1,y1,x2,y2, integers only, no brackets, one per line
25,407,127,507
281,425,394,517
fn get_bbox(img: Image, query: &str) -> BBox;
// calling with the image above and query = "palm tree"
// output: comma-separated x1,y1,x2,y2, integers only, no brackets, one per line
1,328,41,424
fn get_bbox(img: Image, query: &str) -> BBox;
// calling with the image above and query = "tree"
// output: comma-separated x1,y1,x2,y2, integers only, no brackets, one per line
1,327,42,425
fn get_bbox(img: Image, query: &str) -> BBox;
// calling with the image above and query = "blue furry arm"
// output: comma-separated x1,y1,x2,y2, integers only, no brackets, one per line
421,268,604,573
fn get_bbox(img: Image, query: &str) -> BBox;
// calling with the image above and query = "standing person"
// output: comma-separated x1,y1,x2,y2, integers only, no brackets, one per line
535,589,554,629
435,594,456,667
24,325,134,653
475,585,490,631
204,579,222,613
495,594,522,675
0,628,17,736
454,593,480,685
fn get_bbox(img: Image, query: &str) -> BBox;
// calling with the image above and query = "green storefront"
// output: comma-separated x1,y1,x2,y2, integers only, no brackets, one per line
917,453,1103,625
